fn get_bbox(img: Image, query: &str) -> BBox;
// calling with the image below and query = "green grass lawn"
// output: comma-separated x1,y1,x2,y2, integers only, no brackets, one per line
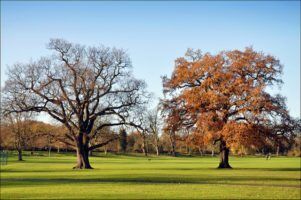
1,152,300,199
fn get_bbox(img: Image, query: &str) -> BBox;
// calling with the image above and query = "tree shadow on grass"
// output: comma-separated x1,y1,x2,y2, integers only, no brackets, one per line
2,167,300,173
2,175,300,189
232,167,301,172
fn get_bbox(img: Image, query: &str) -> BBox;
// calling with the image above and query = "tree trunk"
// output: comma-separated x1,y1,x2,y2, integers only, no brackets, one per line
30,148,34,156
73,135,93,169
218,140,231,168
276,145,280,157
155,146,159,156
142,135,148,156
104,146,107,155
142,143,148,156
48,146,51,157
17,149,23,161
198,147,203,156
73,146,93,169
171,144,176,157
211,149,214,157
169,132,176,157
142,146,145,154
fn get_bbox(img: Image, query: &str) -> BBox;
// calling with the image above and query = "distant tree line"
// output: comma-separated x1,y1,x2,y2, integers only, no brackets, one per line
1,114,300,160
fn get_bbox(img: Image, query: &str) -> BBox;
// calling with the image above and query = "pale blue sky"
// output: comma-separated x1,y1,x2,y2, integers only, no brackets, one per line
1,1,300,119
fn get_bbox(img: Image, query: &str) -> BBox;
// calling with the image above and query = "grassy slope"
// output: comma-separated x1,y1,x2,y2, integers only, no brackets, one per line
1,153,300,199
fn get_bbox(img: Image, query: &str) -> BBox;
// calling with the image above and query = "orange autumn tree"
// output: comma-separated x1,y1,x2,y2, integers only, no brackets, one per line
162,47,295,168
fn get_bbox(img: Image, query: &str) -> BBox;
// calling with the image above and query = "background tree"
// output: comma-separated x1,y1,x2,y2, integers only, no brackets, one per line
2,38,148,169
269,116,301,156
52,125,71,153
127,106,151,156
30,122,60,157
147,107,162,156
2,112,32,161
119,129,127,153
127,131,143,153
137,130,149,156
88,119,117,156
0,123,11,150
161,98,190,157
287,135,301,156
188,131,206,156
162,47,298,168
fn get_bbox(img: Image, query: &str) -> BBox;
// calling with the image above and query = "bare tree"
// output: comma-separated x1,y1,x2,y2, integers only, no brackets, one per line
128,106,151,156
160,99,187,157
31,122,60,157
88,119,117,156
134,124,149,156
147,107,162,156
2,112,32,161
2,39,149,169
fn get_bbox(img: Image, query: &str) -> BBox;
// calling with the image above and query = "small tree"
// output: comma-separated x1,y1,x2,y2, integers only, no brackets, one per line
147,107,162,156
127,106,151,156
2,112,32,161
119,129,127,153
88,119,117,156
31,122,59,157
161,99,185,157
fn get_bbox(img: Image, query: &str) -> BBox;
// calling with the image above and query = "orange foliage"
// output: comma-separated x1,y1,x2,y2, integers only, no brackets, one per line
162,47,290,152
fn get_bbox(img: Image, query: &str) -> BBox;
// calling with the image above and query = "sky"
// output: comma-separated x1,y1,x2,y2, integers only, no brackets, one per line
1,1,300,121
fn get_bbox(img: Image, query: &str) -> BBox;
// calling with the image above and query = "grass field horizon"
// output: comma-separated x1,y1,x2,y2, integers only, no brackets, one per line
1,152,300,199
